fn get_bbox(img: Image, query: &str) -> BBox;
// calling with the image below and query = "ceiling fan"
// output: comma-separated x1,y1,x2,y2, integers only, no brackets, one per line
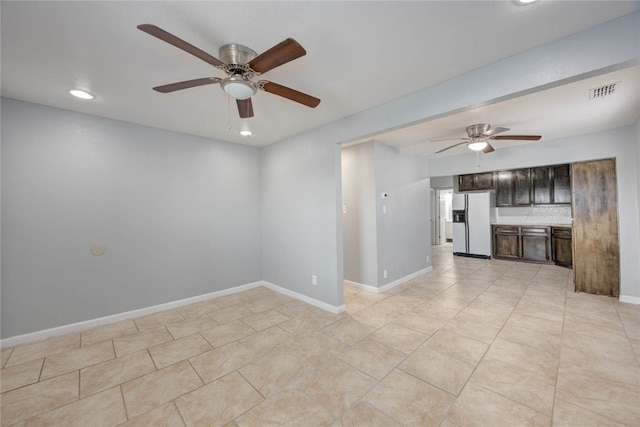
434,123,541,154
137,24,321,119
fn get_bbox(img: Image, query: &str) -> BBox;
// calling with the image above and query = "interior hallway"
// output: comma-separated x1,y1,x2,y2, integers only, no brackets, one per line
1,244,639,426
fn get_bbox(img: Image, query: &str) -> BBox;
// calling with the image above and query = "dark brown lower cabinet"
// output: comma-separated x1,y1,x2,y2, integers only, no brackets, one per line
493,225,564,264
521,227,550,262
494,226,520,259
552,227,573,268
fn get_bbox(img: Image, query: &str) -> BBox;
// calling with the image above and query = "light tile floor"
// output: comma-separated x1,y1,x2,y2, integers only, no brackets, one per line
1,244,639,426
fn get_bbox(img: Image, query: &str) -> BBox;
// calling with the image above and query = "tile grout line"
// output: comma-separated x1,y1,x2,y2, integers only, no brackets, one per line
146,348,159,371
36,355,46,383
445,262,566,425
438,261,543,421
172,400,189,427
118,384,131,422
119,359,207,421
549,273,571,425
612,296,640,366
186,357,207,386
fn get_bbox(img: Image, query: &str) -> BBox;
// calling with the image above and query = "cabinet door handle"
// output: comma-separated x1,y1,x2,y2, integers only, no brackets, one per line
545,236,550,260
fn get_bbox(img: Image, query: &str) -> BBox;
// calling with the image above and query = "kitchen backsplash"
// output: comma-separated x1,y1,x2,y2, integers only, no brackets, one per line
495,205,572,225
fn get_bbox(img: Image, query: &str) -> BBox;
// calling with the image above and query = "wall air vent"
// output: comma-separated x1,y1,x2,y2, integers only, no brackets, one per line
589,81,620,99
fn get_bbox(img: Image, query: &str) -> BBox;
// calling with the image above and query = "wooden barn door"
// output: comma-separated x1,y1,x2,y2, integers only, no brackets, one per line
572,159,620,296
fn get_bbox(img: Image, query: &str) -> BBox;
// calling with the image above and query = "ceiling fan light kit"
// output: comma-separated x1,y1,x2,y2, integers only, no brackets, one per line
137,24,321,124
467,140,488,151
221,76,257,100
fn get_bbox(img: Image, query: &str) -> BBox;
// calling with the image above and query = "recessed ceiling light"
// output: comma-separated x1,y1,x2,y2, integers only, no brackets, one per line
69,89,95,100
240,130,252,137
515,0,540,4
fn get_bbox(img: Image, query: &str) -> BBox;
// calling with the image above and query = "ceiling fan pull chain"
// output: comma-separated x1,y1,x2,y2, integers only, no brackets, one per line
476,151,480,168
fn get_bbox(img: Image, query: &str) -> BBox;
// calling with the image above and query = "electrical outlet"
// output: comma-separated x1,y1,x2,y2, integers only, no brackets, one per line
427,256,430,262
383,269,388,279
312,275,318,285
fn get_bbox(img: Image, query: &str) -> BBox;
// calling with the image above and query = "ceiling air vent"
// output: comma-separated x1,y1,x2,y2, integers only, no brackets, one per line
589,81,620,99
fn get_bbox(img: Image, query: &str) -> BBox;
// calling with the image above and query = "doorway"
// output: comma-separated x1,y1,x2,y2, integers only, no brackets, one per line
431,188,453,245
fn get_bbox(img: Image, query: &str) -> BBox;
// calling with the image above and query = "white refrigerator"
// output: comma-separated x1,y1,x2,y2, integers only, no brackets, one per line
452,192,493,258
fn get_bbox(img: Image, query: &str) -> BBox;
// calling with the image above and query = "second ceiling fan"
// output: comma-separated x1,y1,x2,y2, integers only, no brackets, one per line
434,123,541,154
138,24,321,119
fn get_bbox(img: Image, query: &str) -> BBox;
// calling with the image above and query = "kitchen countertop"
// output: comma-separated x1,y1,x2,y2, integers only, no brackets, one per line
493,223,572,227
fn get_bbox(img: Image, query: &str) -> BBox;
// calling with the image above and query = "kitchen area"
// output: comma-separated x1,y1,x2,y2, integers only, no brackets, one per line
442,159,620,297
451,163,573,267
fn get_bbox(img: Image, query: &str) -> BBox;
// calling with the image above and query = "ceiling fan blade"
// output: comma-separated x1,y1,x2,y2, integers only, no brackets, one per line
237,98,254,118
430,137,468,143
491,135,542,141
482,142,495,153
483,126,510,136
435,141,469,154
248,38,306,74
138,24,226,68
153,77,221,93
259,81,320,108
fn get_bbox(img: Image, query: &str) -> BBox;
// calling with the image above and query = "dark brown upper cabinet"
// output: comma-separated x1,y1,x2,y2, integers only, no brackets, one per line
495,163,571,207
513,168,531,205
532,167,551,204
532,164,571,205
496,168,530,206
495,171,514,206
552,164,571,204
458,172,494,192
458,174,476,192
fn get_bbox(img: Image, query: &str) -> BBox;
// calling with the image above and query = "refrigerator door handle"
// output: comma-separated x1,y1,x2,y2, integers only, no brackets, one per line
465,194,470,253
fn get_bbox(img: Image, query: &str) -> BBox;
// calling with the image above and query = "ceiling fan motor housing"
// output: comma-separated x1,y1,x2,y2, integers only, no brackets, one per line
466,123,491,138
217,44,259,100
219,44,258,69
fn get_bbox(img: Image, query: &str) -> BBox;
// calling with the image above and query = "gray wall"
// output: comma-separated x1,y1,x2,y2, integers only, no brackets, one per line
341,143,378,286
1,98,262,338
341,141,430,287
636,119,640,245
261,134,344,307
374,142,430,285
428,125,640,298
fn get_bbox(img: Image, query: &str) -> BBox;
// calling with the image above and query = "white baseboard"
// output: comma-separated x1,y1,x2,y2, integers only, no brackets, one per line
619,295,640,304
379,267,433,292
0,281,263,348
344,267,433,294
344,280,378,293
261,281,346,315
0,280,346,348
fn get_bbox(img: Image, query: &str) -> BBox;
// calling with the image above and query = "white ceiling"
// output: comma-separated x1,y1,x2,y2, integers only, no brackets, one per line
352,65,640,157
1,1,639,149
